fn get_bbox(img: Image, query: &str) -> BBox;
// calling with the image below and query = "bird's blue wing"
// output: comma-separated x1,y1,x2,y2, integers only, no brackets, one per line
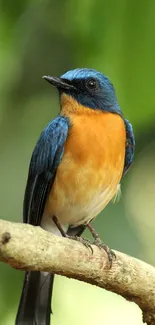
123,119,135,175
23,115,70,226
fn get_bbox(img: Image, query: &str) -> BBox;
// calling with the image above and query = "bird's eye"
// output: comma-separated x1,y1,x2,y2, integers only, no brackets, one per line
86,78,98,90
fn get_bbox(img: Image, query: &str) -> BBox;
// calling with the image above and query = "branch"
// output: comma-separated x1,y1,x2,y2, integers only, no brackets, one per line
0,219,155,325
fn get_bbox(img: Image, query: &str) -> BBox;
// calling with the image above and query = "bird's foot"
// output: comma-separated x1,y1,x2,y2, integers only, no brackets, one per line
87,223,116,268
52,216,93,252
92,237,116,268
65,234,93,253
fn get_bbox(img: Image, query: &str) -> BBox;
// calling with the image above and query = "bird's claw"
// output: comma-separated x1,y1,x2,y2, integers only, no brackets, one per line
93,238,116,268
66,234,93,253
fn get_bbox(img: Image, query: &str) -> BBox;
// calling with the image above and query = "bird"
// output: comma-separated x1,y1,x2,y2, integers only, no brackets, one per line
15,68,135,325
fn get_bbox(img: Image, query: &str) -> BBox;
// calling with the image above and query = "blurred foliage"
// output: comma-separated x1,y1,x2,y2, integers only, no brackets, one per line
0,0,155,324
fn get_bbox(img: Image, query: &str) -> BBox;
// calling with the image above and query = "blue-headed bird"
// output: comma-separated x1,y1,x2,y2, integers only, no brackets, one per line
15,68,135,325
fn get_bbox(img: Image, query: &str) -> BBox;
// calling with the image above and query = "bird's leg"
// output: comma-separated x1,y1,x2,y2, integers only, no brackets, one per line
52,216,93,252
87,223,116,267
52,216,67,237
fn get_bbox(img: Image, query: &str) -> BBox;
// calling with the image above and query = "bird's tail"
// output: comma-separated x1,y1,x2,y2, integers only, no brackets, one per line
15,271,54,325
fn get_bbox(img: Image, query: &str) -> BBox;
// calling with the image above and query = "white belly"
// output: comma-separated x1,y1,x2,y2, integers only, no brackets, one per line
41,174,120,235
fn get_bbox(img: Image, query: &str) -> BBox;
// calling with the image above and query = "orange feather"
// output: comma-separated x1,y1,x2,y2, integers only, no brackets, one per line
43,94,126,228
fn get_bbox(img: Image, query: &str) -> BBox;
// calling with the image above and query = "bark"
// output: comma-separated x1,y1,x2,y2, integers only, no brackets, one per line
0,219,155,324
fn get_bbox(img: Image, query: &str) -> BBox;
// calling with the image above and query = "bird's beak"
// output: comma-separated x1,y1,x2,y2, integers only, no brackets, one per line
42,75,76,90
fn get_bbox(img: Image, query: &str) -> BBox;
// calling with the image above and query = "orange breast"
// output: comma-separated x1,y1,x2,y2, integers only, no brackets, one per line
44,95,126,227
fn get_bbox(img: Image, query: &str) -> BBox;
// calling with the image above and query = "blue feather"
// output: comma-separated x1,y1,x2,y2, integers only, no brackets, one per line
123,119,135,175
61,68,122,115
24,115,70,225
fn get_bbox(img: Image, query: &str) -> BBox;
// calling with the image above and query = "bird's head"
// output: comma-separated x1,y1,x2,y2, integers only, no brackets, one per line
43,68,122,115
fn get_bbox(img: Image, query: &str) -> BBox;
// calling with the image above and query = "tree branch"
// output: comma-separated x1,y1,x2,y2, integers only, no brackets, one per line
0,219,155,325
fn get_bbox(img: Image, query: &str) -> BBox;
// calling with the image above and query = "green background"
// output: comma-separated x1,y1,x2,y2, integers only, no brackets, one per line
0,0,155,324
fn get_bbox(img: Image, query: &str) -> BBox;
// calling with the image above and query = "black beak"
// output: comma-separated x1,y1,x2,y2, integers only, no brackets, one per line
42,75,76,90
